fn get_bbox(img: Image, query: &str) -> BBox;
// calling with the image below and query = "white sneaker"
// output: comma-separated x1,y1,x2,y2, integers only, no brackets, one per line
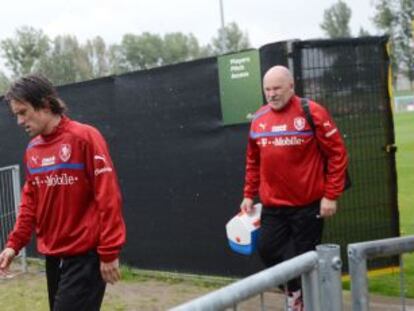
286,290,304,311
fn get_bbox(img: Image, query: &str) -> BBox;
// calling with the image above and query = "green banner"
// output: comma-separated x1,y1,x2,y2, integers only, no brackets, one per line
218,50,263,125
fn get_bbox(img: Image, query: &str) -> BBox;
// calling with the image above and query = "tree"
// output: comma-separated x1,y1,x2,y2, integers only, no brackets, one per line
373,0,399,83
0,26,50,77
161,33,202,65
358,27,371,37
0,24,253,84
111,31,208,73
211,22,251,54
85,36,110,78
36,35,93,85
373,0,414,87
396,0,414,88
0,71,9,95
373,0,397,30
117,32,164,71
320,0,352,38
108,44,128,75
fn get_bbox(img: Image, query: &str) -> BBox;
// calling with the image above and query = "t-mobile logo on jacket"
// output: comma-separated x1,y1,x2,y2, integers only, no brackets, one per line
32,173,78,187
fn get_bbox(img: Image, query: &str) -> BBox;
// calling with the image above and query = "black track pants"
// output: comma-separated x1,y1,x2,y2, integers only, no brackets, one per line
45,251,106,311
257,201,324,292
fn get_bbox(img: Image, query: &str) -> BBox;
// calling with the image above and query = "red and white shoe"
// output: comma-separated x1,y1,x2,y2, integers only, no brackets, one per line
286,290,304,311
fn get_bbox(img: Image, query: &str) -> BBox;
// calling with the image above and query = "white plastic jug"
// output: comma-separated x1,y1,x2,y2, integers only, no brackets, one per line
225,203,262,255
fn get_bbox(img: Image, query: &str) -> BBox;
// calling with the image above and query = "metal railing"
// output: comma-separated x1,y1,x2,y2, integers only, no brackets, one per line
170,244,343,311
348,235,414,311
0,165,27,273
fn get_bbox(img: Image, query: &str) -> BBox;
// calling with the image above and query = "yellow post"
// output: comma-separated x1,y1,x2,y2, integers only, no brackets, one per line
386,41,394,112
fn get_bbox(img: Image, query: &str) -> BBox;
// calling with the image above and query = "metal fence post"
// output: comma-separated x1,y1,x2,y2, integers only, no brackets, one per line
399,254,407,311
347,245,369,311
316,244,343,311
11,166,27,273
347,236,414,311
301,265,321,311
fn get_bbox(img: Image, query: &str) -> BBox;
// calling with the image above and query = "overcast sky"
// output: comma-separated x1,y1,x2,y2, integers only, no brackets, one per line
0,0,380,49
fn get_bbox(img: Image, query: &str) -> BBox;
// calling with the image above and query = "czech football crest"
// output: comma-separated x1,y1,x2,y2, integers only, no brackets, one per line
59,144,72,162
294,117,306,131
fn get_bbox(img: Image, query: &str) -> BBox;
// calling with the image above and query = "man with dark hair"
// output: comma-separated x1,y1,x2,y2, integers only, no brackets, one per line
240,66,348,311
0,74,126,311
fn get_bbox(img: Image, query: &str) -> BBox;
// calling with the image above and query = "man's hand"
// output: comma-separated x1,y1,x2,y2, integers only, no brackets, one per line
320,197,337,218
100,258,121,284
0,248,16,276
240,197,255,214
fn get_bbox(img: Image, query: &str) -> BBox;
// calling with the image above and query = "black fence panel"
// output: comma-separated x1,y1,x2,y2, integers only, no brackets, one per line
292,36,399,270
259,40,290,74
110,59,263,274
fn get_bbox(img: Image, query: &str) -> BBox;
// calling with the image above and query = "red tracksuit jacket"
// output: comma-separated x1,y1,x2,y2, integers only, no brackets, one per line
7,116,126,262
243,95,348,207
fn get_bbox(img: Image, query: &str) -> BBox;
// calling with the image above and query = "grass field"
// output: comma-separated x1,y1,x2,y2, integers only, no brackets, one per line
394,89,414,97
394,112,414,236
355,111,414,297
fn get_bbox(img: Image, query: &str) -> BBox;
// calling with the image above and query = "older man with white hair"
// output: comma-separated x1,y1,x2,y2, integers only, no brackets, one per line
240,65,349,311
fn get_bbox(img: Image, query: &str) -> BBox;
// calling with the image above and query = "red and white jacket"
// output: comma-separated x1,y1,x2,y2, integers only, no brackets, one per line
7,116,126,262
243,95,348,207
